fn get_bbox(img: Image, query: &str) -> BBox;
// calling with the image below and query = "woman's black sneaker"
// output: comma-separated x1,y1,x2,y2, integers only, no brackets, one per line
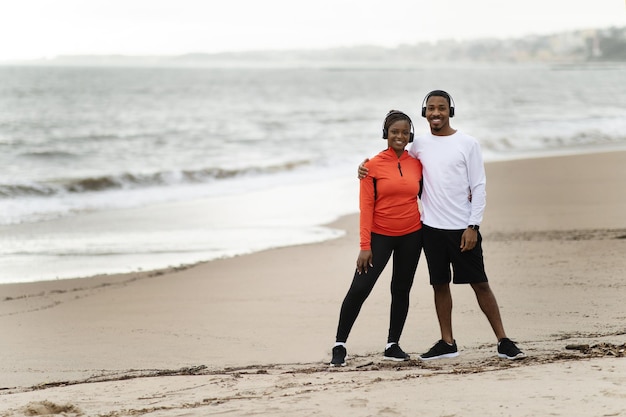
383,343,410,361
330,345,347,367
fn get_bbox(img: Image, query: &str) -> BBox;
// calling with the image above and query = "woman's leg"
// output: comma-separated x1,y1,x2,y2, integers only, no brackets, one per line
387,230,423,343
335,233,393,342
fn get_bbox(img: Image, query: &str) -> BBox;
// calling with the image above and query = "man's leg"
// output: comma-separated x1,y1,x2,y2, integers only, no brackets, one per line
470,282,506,340
433,283,454,344
420,226,459,360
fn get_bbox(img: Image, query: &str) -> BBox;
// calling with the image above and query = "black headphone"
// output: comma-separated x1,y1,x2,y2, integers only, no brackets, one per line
421,90,455,118
382,110,415,143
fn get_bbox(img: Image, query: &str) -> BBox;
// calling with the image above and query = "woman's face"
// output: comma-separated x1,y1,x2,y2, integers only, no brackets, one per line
387,119,412,154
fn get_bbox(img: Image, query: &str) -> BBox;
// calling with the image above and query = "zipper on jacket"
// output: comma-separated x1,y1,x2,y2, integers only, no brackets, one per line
397,161,403,177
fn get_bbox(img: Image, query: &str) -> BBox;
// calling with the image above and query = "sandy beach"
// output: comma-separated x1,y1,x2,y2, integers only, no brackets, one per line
1,150,625,417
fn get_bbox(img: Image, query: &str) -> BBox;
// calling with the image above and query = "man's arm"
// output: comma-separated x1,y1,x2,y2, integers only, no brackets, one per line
467,142,486,226
357,159,369,179
460,227,478,252
461,142,486,252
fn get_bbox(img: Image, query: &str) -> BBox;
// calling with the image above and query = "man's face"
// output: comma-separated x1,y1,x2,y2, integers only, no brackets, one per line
424,96,451,133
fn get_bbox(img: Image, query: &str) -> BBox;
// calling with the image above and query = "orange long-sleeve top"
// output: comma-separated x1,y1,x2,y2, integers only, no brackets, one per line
360,148,423,250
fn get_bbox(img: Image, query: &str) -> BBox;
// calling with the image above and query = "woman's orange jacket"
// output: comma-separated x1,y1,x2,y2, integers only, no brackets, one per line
360,148,422,250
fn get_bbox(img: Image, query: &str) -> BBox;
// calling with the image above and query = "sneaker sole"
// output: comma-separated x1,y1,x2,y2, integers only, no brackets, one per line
382,356,410,361
329,362,346,367
498,352,526,360
419,352,459,361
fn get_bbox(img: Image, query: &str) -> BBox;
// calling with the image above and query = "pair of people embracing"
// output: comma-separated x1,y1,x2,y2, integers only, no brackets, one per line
330,90,525,367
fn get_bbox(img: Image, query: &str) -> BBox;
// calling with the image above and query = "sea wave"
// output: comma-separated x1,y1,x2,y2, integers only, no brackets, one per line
480,131,626,154
18,150,78,159
0,160,311,198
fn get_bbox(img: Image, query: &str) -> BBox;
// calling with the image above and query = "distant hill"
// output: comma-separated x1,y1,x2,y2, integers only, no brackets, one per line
7,26,626,68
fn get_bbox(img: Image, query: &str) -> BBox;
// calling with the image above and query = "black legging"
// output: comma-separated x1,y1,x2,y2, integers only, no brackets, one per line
335,229,423,344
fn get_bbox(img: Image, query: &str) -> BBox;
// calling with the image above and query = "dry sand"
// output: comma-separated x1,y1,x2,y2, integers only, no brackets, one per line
1,151,625,416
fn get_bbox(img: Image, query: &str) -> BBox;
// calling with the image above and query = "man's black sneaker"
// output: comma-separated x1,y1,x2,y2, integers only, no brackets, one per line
419,339,459,360
383,343,410,361
330,345,347,367
497,338,526,360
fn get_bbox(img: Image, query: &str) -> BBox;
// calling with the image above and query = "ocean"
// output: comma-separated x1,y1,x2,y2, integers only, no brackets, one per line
1,63,625,284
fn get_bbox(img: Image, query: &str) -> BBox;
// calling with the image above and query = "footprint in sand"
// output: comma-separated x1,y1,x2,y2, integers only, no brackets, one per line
13,401,82,417
347,397,368,408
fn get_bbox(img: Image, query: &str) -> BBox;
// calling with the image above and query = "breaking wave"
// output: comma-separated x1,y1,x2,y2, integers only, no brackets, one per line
0,160,310,198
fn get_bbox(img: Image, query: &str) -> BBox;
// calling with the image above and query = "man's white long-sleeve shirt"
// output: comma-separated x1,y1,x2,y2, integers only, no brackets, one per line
409,130,486,230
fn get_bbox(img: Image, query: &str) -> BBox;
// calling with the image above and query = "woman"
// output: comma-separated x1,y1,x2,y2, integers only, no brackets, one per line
330,110,423,366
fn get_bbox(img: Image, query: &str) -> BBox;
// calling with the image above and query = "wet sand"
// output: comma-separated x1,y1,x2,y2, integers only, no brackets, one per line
1,151,625,416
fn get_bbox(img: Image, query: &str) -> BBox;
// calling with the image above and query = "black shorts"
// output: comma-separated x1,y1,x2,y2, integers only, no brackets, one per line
422,224,488,285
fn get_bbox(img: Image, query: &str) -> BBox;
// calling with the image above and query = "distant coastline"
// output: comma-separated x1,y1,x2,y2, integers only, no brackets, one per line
2,25,625,68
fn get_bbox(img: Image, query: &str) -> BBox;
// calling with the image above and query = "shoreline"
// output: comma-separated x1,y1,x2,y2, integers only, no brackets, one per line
2,150,626,416
2,146,626,286
0,169,359,285
2,147,625,288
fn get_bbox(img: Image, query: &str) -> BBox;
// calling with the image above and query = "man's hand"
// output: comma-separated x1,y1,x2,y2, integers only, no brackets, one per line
357,158,370,179
460,228,478,252
356,250,373,274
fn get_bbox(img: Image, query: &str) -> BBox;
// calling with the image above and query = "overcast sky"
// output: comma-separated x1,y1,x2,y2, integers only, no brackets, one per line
1,0,624,61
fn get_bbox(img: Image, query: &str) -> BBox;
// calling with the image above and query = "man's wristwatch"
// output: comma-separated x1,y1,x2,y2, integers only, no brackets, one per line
468,225,480,231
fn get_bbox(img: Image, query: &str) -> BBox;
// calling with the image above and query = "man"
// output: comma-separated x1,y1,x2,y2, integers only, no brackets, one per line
359,90,525,360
